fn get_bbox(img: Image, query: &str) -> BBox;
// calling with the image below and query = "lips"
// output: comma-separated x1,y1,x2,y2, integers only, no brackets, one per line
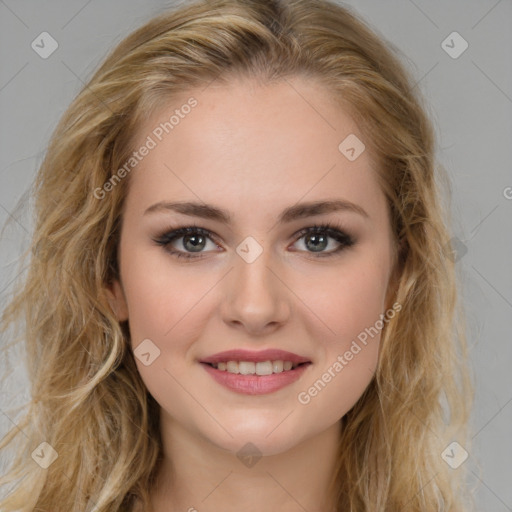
199,349,312,395
201,359,311,395
199,349,311,365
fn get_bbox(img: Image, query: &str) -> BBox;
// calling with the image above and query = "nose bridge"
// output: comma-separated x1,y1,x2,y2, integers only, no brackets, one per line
236,248,275,296
221,243,290,331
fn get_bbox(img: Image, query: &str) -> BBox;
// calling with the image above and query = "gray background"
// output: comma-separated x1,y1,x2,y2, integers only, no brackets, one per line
0,1,511,510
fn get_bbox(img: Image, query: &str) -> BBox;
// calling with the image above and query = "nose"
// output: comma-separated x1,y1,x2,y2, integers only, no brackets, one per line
220,249,291,335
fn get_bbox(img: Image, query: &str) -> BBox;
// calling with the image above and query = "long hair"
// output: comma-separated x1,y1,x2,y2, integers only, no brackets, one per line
0,0,475,510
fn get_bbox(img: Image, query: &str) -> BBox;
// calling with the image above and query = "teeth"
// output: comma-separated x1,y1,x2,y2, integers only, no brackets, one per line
256,361,273,375
239,361,255,375
226,361,239,374
210,360,304,375
273,360,284,373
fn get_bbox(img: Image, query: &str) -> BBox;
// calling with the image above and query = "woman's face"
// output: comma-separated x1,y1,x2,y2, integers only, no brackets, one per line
107,76,397,456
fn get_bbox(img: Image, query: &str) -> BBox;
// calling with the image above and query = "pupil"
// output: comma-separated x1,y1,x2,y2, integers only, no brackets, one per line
306,234,327,252
184,234,205,252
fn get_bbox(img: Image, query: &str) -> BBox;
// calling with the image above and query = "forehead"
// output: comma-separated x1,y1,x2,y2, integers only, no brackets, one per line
125,76,385,223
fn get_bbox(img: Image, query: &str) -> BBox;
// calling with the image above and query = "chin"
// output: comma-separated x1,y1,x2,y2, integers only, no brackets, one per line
204,420,309,459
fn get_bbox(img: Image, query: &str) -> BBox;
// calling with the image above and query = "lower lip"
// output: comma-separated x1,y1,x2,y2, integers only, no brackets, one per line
201,363,311,395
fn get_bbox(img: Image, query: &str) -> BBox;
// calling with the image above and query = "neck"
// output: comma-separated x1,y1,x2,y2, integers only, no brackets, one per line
148,412,341,512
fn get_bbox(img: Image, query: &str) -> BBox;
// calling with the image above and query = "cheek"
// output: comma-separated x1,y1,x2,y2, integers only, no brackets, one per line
296,344,378,428
293,256,389,420
123,266,216,418
300,252,391,345
121,258,227,406
120,241,216,344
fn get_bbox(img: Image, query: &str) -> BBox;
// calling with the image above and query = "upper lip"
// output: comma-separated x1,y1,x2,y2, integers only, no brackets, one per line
200,349,311,365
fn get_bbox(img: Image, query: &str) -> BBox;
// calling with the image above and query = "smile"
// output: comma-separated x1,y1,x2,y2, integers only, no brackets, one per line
201,361,311,395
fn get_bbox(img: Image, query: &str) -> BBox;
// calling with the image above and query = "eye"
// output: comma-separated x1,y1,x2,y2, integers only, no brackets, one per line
153,225,220,260
153,221,356,260
290,222,355,257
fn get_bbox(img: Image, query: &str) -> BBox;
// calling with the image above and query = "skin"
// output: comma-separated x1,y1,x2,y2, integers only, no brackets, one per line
106,75,397,512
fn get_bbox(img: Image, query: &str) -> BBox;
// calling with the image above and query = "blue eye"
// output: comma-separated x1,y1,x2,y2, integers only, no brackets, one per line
153,225,220,260
291,223,355,257
153,222,355,260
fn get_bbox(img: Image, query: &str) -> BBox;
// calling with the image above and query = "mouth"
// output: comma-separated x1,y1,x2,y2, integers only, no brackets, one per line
199,349,312,395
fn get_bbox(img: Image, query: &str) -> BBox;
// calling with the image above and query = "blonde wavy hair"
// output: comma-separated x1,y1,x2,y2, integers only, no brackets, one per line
0,0,475,510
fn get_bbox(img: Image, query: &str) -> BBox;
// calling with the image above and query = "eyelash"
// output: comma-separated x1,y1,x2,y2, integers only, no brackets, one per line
153,221,356,260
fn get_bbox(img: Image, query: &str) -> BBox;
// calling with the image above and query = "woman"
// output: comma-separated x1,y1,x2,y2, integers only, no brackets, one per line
0,0,474,510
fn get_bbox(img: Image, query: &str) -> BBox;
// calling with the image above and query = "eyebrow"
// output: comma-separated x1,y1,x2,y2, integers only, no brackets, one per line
144,199,369,223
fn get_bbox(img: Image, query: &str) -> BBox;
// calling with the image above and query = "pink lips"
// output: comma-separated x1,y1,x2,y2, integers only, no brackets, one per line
199,349,312,395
